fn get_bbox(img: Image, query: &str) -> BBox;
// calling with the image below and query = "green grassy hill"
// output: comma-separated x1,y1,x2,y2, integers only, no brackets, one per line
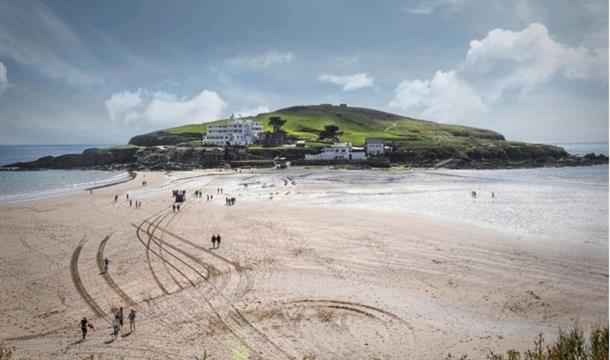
158,104,570,165
166,104,504,146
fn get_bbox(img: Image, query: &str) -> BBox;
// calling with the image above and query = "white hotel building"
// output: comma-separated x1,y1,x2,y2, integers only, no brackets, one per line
203,116,263,146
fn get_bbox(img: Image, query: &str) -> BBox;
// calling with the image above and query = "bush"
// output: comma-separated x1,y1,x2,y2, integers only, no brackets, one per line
470,326,609,360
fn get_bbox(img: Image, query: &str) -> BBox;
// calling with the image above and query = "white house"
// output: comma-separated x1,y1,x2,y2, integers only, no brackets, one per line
365,138,386,156
305,142,367,161
203,115,262,146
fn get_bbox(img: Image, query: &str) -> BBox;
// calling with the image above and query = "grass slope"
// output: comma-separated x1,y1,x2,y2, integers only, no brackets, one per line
163,104,566,161
166,105,504,146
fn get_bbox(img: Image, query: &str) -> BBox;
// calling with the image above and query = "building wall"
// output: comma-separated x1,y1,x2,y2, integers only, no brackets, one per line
305,142,367,160
366,143,385,155
203,119,262,146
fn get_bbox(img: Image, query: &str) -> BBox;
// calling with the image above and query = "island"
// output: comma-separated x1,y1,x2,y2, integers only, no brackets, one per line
4,104,607,171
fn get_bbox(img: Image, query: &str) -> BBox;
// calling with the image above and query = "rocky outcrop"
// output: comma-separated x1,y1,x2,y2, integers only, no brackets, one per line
437,154,609,169
3,147,139,170
3,143,607,171
128,131,201,146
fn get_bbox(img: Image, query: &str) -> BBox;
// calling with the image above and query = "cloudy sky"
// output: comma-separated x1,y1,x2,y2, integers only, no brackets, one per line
0,0,607,144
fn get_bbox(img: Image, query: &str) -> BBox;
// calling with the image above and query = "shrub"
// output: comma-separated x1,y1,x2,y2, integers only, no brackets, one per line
482,326,608,360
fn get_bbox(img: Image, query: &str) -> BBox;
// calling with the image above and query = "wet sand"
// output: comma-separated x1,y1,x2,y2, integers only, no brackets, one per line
0,168,607,359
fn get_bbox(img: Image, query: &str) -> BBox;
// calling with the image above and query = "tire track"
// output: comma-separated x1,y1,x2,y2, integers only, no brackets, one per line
288,299,406,324
147,212,182,292
131,181,293,359
156,212,187,291
70,236,108,320
96,234,138,307
143,221,237,269
135,215,196,289
136,218,293,358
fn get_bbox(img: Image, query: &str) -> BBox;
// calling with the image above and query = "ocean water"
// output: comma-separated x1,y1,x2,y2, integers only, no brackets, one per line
0,145,130,204
553,142,608,156
288,163,608,246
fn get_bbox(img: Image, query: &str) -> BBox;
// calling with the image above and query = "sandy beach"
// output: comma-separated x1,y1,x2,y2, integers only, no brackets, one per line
0,168,607,359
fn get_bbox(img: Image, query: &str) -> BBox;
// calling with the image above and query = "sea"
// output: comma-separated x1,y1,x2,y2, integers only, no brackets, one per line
282,142,608,246
0,145,131,204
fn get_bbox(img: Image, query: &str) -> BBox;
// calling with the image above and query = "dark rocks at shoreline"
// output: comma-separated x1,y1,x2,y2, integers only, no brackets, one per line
128,130,200,146
2,144,607,172
438,153,608,169
2,147,139,170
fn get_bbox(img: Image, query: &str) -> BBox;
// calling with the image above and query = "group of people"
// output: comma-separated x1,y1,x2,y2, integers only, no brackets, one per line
225,197,236,206
171,204,181,212
113,194,142,208
79,307,136,341
471,191,495,199
216,188,224,194
211,234,222,249
111,307,137,340
193,190,204,198
172,189,186,202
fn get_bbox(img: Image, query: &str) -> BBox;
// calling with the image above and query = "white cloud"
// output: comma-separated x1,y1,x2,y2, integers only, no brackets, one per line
465,23,608,95
390,70,486,121
0,62,12,95
104,89,144,124
227,51,294,69
234,106,270,117
318,73,375,91
391,23,608,122
105,89,225,127
403,0,464,15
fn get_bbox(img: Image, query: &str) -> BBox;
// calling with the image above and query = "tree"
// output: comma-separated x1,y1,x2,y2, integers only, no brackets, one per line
268,116,287,133
318,124,342,141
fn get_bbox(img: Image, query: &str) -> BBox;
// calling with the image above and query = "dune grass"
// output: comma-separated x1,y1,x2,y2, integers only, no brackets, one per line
446,326,609,360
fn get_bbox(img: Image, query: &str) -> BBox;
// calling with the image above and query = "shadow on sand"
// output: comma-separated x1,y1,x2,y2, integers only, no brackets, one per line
68,339,85,346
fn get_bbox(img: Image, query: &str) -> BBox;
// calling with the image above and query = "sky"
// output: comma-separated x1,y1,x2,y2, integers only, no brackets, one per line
0,0,608,145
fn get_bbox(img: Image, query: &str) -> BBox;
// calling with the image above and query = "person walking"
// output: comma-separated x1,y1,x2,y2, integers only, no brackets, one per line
172,204,176,212
112,316,120,340
80,317,89,340
130,200,132,207
128,309,136,332
211,235,216,249
117,307,124,336
104,257,110,273
216,234,221,249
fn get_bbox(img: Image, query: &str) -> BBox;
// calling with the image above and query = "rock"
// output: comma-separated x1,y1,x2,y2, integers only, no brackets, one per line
128,131,201,146
3,147,138,170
